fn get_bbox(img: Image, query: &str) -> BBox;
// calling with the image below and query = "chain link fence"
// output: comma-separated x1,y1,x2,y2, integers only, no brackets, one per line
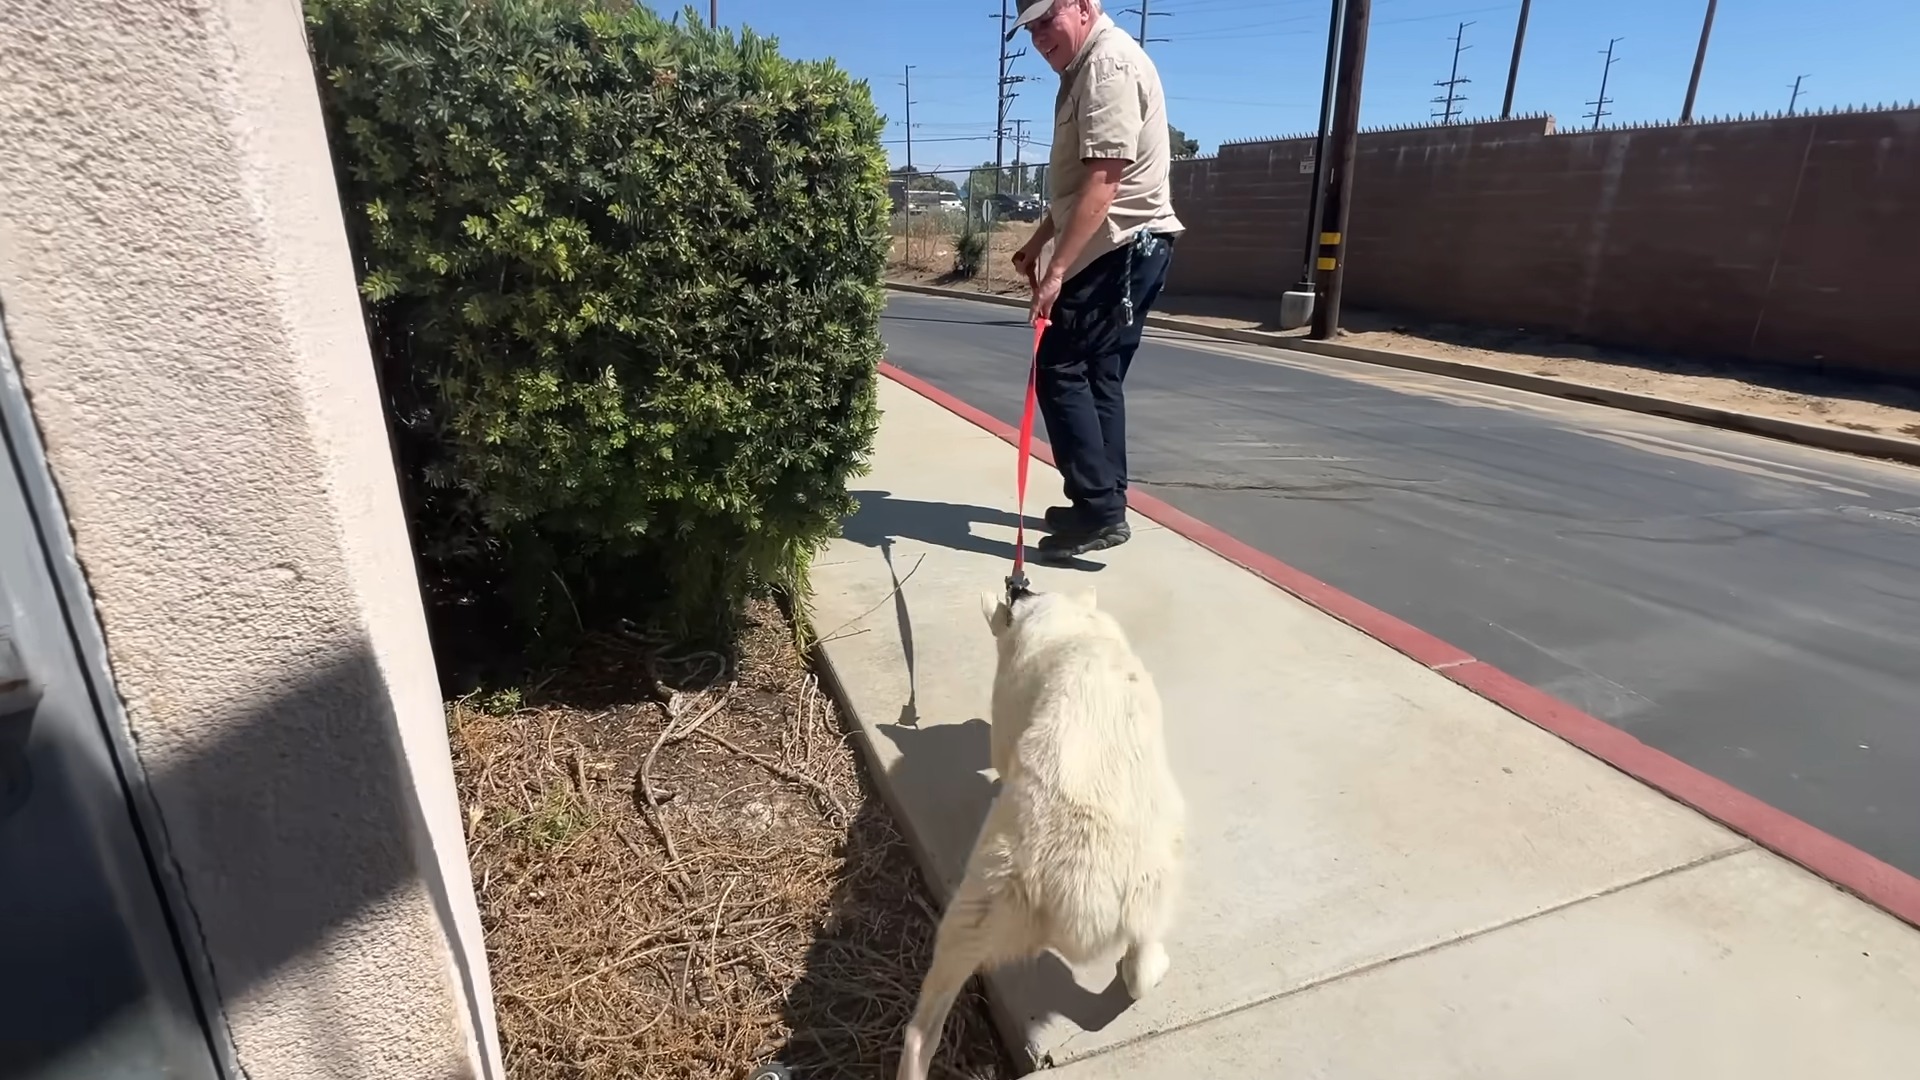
888,164,1051,295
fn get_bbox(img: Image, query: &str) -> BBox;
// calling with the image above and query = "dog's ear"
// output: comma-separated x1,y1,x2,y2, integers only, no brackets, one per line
980,591,1013,635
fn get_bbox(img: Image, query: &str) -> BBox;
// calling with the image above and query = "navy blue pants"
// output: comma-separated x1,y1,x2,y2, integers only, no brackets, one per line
1036,233,1174,528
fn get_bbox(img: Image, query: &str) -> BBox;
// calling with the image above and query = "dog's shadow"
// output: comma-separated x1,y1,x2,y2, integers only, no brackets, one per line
877,718,997,857
878,718,1140,1040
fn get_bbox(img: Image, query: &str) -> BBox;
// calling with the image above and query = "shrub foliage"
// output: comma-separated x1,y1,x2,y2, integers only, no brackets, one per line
305,0,890,644
953,221,988,280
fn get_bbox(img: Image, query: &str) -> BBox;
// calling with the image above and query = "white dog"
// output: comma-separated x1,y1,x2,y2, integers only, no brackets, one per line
896,587,1186,1080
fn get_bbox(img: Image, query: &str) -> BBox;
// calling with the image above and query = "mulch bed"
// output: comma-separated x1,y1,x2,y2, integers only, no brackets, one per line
448,595,1010,1080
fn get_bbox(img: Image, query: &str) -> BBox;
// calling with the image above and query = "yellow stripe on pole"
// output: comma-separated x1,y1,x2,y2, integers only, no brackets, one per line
1320,231,1342,245
1317,256,1338,271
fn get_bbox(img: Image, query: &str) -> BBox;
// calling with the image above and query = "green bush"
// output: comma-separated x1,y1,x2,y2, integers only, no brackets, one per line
953,221,988,279
304,0,891,645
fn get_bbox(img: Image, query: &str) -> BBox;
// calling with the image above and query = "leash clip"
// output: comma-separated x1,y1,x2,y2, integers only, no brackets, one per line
1004,571,1031,605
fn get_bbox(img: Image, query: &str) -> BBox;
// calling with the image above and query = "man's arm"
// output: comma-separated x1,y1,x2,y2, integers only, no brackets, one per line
1031,55,1142,322
1042,160,1122,287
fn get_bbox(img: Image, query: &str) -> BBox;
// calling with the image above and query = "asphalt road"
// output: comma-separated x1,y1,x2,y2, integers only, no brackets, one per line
881,291,1920,878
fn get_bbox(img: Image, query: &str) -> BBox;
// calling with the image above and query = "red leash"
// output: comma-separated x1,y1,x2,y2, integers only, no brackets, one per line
1007,317,1049,600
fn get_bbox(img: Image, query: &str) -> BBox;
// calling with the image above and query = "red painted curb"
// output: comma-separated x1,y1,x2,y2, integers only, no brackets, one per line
877,360,1920,930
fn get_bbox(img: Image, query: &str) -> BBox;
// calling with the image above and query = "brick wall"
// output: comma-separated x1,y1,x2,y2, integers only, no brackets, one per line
1167,109,1920,379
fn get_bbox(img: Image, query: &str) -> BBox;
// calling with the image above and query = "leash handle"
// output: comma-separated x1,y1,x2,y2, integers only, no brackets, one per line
1008,317,1048,600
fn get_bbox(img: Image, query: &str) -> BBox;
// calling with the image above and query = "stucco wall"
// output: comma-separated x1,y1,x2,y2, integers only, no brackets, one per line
0,2,502,1077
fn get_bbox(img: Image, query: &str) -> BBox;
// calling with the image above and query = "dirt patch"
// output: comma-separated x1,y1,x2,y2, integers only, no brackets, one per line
892,268,1920,446
892,220,1037,298
451,596,1008,1080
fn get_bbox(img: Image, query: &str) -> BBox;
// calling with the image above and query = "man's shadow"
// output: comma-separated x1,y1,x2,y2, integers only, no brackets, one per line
841,489,1106,570
840,492,1102,729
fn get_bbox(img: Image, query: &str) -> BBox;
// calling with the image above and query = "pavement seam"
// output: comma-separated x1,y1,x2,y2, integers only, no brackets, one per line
1041,842,1757,1071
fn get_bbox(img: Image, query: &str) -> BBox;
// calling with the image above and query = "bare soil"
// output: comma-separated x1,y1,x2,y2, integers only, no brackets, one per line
889,239,1920,444
450,596,1009,1080
891,220,1038,299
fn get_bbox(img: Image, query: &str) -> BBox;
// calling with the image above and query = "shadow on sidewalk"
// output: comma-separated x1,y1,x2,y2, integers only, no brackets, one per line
842,490,1107,573
872,719,1138,1054
843,489,1038,562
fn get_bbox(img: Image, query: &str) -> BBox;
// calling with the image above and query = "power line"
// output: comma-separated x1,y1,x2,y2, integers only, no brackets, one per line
1585,36,1623,131
1169,4,1509,43
1122,3,1173,46
1431,20,1473,125
881,135,1007,145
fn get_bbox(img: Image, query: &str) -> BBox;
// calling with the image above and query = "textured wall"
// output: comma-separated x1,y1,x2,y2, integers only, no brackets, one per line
1169,110,1920,378
0,1,502,1077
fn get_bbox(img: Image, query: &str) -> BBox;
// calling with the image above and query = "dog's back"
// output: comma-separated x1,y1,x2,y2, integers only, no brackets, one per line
988,590,1185,965
897,588,1185,1080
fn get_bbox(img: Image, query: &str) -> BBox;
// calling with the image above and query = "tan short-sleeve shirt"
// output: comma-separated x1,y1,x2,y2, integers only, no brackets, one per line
1047,16,1184,285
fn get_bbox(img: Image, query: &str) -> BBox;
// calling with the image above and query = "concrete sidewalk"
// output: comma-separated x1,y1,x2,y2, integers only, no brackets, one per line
810,376,1920,1078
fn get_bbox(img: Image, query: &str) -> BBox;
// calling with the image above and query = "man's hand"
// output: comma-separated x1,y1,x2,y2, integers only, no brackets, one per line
1011,228,1050,291
1030,269,1063,326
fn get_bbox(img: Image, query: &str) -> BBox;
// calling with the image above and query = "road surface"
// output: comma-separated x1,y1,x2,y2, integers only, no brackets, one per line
881,291,1920,878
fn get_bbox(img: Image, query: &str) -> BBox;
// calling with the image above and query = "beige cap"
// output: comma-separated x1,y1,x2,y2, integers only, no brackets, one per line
1005,0,1057,41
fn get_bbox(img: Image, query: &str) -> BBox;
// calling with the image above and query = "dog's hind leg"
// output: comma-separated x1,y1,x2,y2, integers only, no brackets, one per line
1119,866,1178,999
898,877,1028,1080
1120,938,1170,999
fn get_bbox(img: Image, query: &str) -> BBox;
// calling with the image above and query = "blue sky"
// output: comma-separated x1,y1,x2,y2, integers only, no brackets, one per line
697,0,1920,175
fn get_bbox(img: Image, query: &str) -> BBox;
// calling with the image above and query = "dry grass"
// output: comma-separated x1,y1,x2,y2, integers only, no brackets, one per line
450,596,1010,1080
891,220,1039,297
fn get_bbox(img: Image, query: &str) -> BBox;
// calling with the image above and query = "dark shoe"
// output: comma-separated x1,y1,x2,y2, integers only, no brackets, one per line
1043,504,1084,532
1036,520,1131,559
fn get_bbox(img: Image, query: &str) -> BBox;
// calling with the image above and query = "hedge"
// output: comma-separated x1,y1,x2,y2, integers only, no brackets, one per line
305,0,890,646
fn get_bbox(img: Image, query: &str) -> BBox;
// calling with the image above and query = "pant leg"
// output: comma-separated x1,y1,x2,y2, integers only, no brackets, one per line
1037,248,1131,523
1088,237,1174,505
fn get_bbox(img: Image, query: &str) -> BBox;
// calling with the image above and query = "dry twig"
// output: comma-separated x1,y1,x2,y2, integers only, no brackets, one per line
692,726,852,824
816,552,926,644
445,597,1009,1080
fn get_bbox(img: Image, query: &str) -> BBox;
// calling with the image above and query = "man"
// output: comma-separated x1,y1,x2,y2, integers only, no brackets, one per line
1008,0,1183,558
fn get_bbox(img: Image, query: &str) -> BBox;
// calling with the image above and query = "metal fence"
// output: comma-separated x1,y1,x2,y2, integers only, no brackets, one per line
889,164,1050,293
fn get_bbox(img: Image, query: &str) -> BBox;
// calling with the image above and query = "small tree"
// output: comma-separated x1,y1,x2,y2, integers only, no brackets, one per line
307,0,891,645
1169,124,1201,158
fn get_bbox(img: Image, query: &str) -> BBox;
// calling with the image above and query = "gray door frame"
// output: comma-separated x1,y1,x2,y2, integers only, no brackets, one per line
0,310,238,1080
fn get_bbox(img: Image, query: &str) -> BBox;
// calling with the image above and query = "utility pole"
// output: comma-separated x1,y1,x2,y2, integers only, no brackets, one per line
1787,73,1810,116
1499,0,1532,119
1310,0,1372,341
1431,21,1473,125
1585,37,1622,131
1011,118,1030,192
993,0,1029,200
1680,0,1717,123
710,1,717,28
1281,0,1347,330
1122,3,1171,46
901,66,917,173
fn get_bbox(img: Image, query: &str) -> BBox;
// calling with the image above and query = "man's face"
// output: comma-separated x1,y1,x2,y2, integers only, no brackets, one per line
1026,0,1099,73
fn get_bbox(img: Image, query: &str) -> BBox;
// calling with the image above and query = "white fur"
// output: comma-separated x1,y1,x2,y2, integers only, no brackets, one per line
896,587,1185,1080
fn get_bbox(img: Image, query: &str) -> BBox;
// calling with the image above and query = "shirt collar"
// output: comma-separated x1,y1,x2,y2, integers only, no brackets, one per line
1063,13,1117,77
